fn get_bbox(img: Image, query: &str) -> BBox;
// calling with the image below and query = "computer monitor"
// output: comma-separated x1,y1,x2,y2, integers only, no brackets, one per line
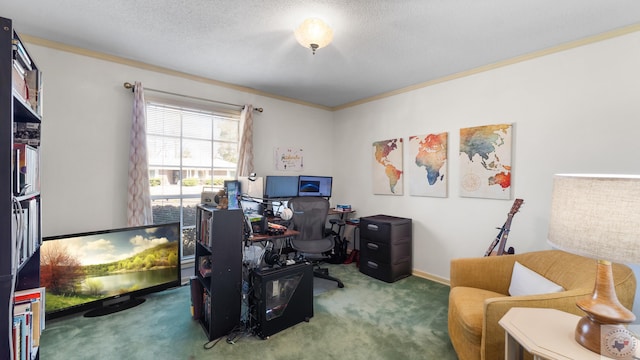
238,176,264,199
264,176,299,199
298,175,332,198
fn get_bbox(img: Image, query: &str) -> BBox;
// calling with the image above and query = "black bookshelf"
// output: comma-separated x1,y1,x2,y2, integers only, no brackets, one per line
194,205,243,341
1,16,43,360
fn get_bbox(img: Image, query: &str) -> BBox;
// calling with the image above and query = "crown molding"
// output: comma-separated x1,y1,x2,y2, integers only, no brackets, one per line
19,34,332,112
333,23,640,111
19,23,640,113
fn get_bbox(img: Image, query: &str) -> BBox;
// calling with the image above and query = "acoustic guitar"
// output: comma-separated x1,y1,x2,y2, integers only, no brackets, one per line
484,198,524,256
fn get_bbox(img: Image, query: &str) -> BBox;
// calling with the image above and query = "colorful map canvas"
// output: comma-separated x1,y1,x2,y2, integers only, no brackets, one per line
372,138,403,195
459,124,512,199
408,132,448,197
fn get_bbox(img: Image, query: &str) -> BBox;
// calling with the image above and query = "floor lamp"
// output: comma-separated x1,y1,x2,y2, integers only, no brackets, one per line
548,174,640,357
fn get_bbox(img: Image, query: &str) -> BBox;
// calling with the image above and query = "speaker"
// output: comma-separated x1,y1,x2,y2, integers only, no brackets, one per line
250,263,313,338
201,187,217,205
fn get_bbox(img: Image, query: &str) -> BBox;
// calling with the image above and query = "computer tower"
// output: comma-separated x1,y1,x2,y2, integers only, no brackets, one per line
250,262,314,339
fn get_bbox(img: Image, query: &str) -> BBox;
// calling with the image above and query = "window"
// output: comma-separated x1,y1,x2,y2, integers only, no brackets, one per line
145,99,240,258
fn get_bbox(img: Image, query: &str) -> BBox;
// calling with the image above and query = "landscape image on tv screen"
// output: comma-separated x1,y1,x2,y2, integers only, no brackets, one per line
40,223,180,318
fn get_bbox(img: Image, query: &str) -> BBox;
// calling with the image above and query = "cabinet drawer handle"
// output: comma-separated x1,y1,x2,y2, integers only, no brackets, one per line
367,261,378,269
367,243,379,250
367,224,379,231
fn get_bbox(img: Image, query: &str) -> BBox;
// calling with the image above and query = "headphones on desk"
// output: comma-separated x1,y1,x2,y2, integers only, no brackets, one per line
280,208,293,221
264,250,281,266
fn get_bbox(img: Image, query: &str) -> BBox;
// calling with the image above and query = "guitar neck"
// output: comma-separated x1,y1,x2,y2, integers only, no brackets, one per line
496,217,514,255
484,223,505,256
483,198,523,257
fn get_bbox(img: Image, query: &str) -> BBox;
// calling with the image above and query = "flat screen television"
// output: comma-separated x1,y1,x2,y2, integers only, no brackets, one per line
298,175,333,198
40,222,181,319
264,175,299,199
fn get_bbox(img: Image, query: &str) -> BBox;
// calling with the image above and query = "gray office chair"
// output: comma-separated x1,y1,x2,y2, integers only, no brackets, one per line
288,197,344,288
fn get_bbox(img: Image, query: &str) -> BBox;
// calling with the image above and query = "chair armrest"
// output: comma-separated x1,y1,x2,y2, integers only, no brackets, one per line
450,255,517,294
481,289,592,360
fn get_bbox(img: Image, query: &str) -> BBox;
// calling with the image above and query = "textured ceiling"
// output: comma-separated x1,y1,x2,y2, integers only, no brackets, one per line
1,1,640,109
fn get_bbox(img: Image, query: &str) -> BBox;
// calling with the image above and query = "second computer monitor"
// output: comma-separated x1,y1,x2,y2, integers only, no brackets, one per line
298,175,332,198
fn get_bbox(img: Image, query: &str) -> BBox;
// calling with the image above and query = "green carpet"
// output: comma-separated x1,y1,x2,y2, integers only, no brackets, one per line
39,263,457,359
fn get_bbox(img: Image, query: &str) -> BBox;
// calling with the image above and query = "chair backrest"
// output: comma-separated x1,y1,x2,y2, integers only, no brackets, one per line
288,197,330,241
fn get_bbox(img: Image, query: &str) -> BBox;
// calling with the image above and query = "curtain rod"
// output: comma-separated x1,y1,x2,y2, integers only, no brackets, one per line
123,82,263,113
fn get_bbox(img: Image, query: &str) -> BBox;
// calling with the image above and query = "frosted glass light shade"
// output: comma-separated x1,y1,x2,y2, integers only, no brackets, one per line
548,174,640,263
295,18,333,54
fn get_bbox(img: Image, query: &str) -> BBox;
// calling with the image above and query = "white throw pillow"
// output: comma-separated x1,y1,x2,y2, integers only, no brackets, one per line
508,261,564,296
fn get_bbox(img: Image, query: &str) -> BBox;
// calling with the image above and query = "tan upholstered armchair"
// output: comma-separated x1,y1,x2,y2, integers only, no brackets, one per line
447,250,637,360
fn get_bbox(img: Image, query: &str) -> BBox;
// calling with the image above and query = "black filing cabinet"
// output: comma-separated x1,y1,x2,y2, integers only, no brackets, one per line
359,215,412,283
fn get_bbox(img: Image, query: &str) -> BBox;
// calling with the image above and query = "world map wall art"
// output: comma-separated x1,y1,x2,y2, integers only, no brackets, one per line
372,138,403,195
408,132,448,197
459,124,512,200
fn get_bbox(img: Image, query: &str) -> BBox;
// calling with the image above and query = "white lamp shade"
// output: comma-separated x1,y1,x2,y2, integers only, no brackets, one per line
548,174,640,264
295,18,333,50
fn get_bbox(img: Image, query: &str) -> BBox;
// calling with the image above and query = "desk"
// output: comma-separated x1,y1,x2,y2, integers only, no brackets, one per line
246,229,300,268
329,208,358,252
249,229,299,242
329,208,355,218
499,307,638,360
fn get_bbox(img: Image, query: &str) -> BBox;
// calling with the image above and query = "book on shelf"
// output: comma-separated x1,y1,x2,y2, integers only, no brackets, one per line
11,38,42,115
13,302,32,353
198,209,213,246
13,313,27,360
13,303,34,360
10,207,17,274
24,69,42,115
189,277,203,320
27,199,39,254
12,318,21,360
14,287,46,344
202,291,211,329
12,287,46,359
12,60,28,101
12,39,33,72
13,144,39,195
12,205,28,266
12,198,39,268
12,58,26,78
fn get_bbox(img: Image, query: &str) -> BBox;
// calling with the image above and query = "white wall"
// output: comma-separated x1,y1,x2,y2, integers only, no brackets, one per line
26,30,640,314
26,44,333,237
332,31,640,310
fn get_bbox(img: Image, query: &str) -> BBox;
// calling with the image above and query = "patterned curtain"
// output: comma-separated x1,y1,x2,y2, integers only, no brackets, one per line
236,105,254,177
127,81,153,226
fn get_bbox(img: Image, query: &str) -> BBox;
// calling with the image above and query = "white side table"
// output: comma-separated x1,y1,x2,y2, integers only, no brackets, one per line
499,307,637,360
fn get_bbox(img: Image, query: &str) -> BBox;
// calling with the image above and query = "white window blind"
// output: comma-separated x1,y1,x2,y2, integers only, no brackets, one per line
145,99,240,258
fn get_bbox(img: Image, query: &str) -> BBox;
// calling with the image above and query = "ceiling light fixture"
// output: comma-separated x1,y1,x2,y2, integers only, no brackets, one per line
294,18,333,55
